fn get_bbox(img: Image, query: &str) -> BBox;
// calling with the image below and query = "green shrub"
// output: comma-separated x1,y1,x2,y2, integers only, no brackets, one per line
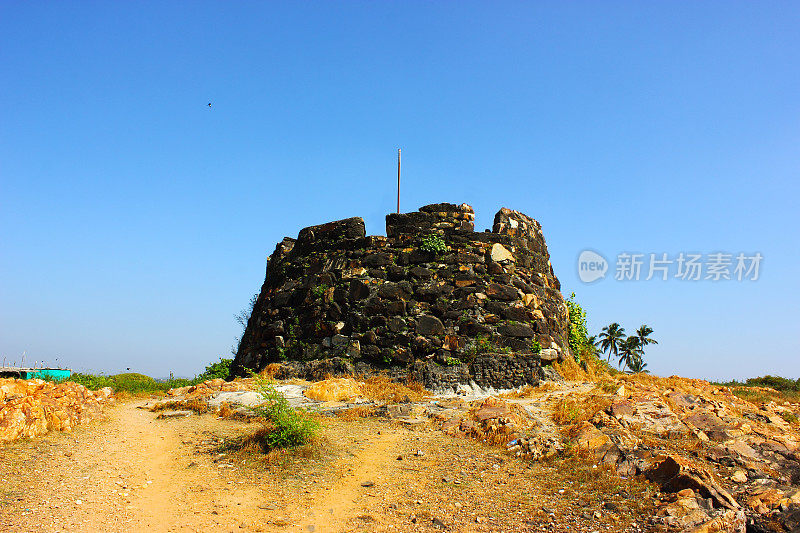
46,357,233,394
419,234,448,255
745,375,800,392
444,356,462,366
51,372,194,393
565,292,592,363
250,375,320,449
196,357,232,382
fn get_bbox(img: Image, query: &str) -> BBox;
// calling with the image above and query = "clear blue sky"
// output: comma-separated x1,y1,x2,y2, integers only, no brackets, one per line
1,2,798,380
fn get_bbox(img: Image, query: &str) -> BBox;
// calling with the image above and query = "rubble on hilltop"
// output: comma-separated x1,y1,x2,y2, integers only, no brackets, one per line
0,378,113,441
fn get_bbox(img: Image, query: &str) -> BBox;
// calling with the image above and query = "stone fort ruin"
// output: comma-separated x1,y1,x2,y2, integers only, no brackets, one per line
230,203,572,390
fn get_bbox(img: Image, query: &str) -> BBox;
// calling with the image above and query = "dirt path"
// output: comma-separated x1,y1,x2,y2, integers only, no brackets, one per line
2,395,656,533
1,401,269,532
295,428,405,533
1,402,436,533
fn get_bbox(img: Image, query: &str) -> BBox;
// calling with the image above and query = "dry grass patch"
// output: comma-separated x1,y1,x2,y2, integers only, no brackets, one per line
304,378,362,402
500,381,561,399
260,363,284,379
553,355,612,383
552,394,611,426
335,406,378,421
550,448,658,509
619,373,713,395
302,375,430,403
359,375,429,403
149,398,209,414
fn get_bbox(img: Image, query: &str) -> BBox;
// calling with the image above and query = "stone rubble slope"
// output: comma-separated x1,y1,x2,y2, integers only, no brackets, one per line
437,374,800,532
0,378,113,441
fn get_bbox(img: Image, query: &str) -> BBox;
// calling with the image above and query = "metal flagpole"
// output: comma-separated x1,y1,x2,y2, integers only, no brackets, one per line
397,149,401,214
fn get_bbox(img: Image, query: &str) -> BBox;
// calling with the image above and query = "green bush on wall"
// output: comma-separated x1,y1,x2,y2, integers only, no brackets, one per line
419,234,448,254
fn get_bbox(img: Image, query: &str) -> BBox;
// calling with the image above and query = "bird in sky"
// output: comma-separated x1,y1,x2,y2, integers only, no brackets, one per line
207,102,212,108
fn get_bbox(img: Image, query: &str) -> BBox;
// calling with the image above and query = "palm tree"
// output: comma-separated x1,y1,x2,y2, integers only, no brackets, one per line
626,352,649,373
634,325,658,348
598,323,626,363
618,336,643,371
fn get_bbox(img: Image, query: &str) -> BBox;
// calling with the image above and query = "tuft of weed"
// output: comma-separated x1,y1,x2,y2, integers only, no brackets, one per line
250,375,320,449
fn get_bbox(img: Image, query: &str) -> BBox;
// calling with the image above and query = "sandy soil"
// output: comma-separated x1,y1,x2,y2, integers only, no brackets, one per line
0,400,656,532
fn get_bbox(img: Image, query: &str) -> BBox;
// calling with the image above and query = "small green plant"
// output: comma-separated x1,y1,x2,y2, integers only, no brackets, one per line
250,375,320,449
444,356,462,366
463,335,512,358
531,338,542,353
419,234,448,255
285,317,300,339
312,284,330,299
275,346,287,361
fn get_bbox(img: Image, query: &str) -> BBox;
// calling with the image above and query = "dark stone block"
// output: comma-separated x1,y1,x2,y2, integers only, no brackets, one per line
369,315,388,328
512,277,535,294
364,252,393,267
364,298,386,315
385,212,435,237
409,266,434,279
384,300,406,316
349,280,371,300
386,265,406,281
487,262,505,275
419,202,474,214
297,217,366,249
416,315,445,336
378,281,407,299
460,319,493,336
408,249,436,264
500,306,531,322
497,323,535,337
485,283,518,301
388,317,406,333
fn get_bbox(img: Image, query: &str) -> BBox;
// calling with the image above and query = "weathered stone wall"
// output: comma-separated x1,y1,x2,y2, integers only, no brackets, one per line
230,203,571,389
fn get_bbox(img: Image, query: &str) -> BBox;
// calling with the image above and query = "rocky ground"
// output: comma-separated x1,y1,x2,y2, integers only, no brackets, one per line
1,367,799,532
0,378,113,441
